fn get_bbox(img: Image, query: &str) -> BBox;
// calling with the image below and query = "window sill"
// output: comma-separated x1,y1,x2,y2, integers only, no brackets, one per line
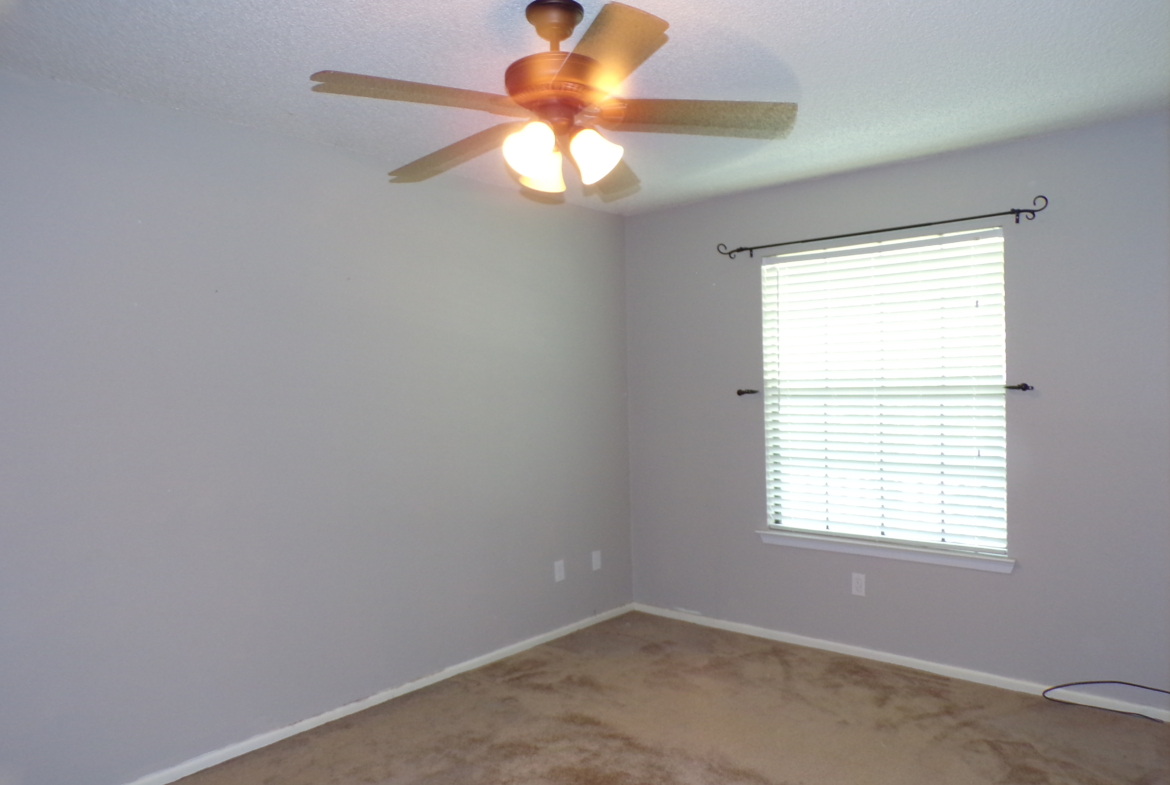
756,529,1016,573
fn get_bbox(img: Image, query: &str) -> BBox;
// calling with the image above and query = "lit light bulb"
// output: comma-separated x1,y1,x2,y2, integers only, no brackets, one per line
503,122,566,193
517,154,566,193
569,128,623,185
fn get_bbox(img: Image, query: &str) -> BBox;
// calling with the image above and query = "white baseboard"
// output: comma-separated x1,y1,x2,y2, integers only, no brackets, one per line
123,604,636,785
632,603,1170,722
126,600,1167,784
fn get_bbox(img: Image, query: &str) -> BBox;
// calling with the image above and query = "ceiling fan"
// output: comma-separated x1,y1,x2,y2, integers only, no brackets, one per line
310,0,797,200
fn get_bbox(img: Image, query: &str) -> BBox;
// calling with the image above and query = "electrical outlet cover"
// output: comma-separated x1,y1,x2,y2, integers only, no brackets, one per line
852,573,866,596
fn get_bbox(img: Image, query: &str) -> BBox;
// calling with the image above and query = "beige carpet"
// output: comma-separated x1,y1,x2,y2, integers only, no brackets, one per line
178,611,1169,785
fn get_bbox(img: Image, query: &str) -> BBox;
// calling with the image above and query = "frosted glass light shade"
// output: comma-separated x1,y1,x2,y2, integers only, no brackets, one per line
517,152,566,193
569,128,623,185
503,122,565,192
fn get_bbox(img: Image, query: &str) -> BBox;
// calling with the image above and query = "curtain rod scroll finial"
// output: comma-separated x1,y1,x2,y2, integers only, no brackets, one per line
1011,195,1048,223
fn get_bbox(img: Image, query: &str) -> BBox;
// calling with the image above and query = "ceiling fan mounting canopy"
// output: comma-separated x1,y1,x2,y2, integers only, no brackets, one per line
525,0,586,48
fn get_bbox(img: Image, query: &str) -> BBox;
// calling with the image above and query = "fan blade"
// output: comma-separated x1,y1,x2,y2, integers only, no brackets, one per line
389,122,527,182
311,71,530,118
586,159,641,202
599,98,797,139
569,3,669,91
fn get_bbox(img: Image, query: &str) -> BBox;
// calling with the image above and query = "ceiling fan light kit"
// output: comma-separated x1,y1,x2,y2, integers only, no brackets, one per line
501,121,624,192
310,0,798,201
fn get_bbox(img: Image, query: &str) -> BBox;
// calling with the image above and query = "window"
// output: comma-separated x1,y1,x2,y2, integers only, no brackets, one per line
760,228,1011,568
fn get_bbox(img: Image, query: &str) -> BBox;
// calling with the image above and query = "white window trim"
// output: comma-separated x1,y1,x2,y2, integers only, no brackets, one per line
756,528,1016,573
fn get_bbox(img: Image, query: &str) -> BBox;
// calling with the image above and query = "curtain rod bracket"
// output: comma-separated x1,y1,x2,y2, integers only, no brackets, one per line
717,195,1048,260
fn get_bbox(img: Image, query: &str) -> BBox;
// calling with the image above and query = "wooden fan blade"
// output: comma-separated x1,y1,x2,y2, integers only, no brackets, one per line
599,98,798,139
389,122,527,182
586,159,641,202
311,71,530,118
569,3,669,91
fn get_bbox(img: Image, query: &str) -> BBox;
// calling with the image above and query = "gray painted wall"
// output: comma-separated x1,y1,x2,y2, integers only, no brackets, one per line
3,65,1167,785
0,72,630,785
625,112,1170,698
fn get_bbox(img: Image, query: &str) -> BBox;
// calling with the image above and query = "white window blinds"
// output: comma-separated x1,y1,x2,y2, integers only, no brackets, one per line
762,228,1007,555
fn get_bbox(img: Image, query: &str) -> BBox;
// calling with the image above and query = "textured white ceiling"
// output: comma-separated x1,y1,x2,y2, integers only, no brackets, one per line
1,0,1167,213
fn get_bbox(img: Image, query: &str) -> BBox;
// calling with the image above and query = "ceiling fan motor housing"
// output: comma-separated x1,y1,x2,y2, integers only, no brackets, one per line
505,52,608,135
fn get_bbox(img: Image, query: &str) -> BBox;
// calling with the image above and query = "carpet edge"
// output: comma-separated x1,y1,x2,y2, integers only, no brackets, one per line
631,603,1170,722
121,603,637,785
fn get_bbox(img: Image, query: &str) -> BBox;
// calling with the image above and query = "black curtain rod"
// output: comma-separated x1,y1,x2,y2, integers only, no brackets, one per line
716,195,1049,259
